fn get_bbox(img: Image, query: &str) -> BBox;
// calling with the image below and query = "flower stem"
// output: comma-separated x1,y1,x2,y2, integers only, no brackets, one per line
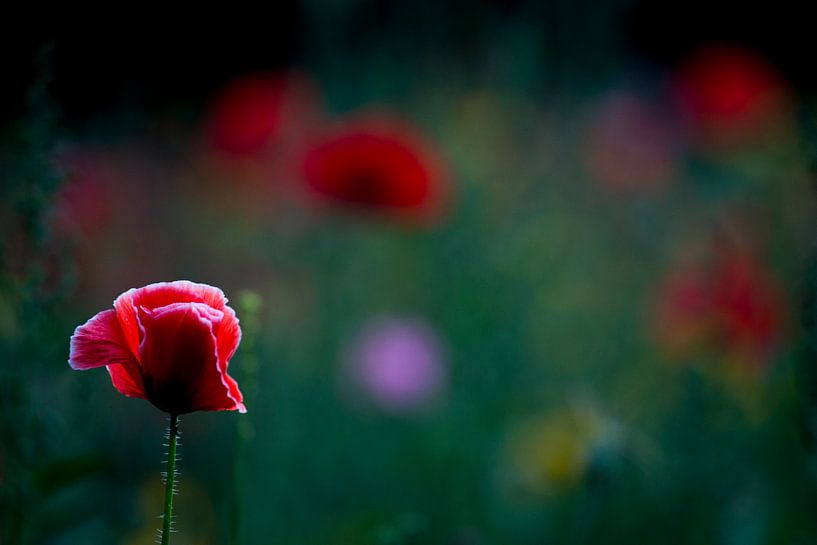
161,414,180,545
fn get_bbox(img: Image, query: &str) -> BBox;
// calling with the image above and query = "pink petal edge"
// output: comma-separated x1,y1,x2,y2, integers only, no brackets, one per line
114,280,230,359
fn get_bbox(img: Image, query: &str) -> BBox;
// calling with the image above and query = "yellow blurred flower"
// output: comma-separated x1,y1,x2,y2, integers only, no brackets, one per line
500,403,623,497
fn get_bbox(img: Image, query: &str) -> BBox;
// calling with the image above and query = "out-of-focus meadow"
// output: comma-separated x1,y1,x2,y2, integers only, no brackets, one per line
4,3,817,544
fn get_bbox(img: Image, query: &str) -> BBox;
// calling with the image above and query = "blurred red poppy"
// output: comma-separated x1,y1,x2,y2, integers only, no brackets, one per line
710,250,783,362
673,45,788,136
205,71,320,157
302,116,449,221
654,267,713,353
69,281,245,414
654,247,784,366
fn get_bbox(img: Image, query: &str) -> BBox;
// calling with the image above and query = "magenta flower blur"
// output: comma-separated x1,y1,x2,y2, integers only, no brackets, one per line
584,91,679,193
344,317,447,413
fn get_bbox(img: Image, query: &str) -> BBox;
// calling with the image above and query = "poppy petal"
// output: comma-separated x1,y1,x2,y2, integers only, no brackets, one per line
214,307,245,413
69,309,135,370
217,306,242,369
113,289,142,360
302,118,449,223
131,281,228,311
137,302,241,414
114,281,229,359
222,373,246,413
106,362,147,399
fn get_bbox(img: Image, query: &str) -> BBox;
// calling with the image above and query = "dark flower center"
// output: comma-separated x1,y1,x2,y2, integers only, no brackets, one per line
340,168,391,206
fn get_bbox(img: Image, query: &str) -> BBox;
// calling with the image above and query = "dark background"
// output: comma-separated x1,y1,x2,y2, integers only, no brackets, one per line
4,1,817,128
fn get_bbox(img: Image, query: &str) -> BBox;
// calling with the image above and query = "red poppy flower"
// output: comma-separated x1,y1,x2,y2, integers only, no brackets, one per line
709,250,783,361
205,71,320,157
653,247,784,366
69,281,245,414
673,45,788,135
654,267,713,353
302,117,449,221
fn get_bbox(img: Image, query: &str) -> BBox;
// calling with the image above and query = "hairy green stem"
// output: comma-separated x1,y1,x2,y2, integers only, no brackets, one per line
161,414,180,545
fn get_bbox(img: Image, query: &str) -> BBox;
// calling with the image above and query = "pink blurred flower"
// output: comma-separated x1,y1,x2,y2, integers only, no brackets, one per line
52,148,123,240
343,316,448,414
584,91,679,193
49,146,172,300
53,172,113,238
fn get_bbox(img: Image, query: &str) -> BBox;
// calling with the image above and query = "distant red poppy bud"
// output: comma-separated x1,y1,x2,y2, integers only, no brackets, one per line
205,71,320,156
673,45,788,135
302,116,449,221
69,281,245,414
